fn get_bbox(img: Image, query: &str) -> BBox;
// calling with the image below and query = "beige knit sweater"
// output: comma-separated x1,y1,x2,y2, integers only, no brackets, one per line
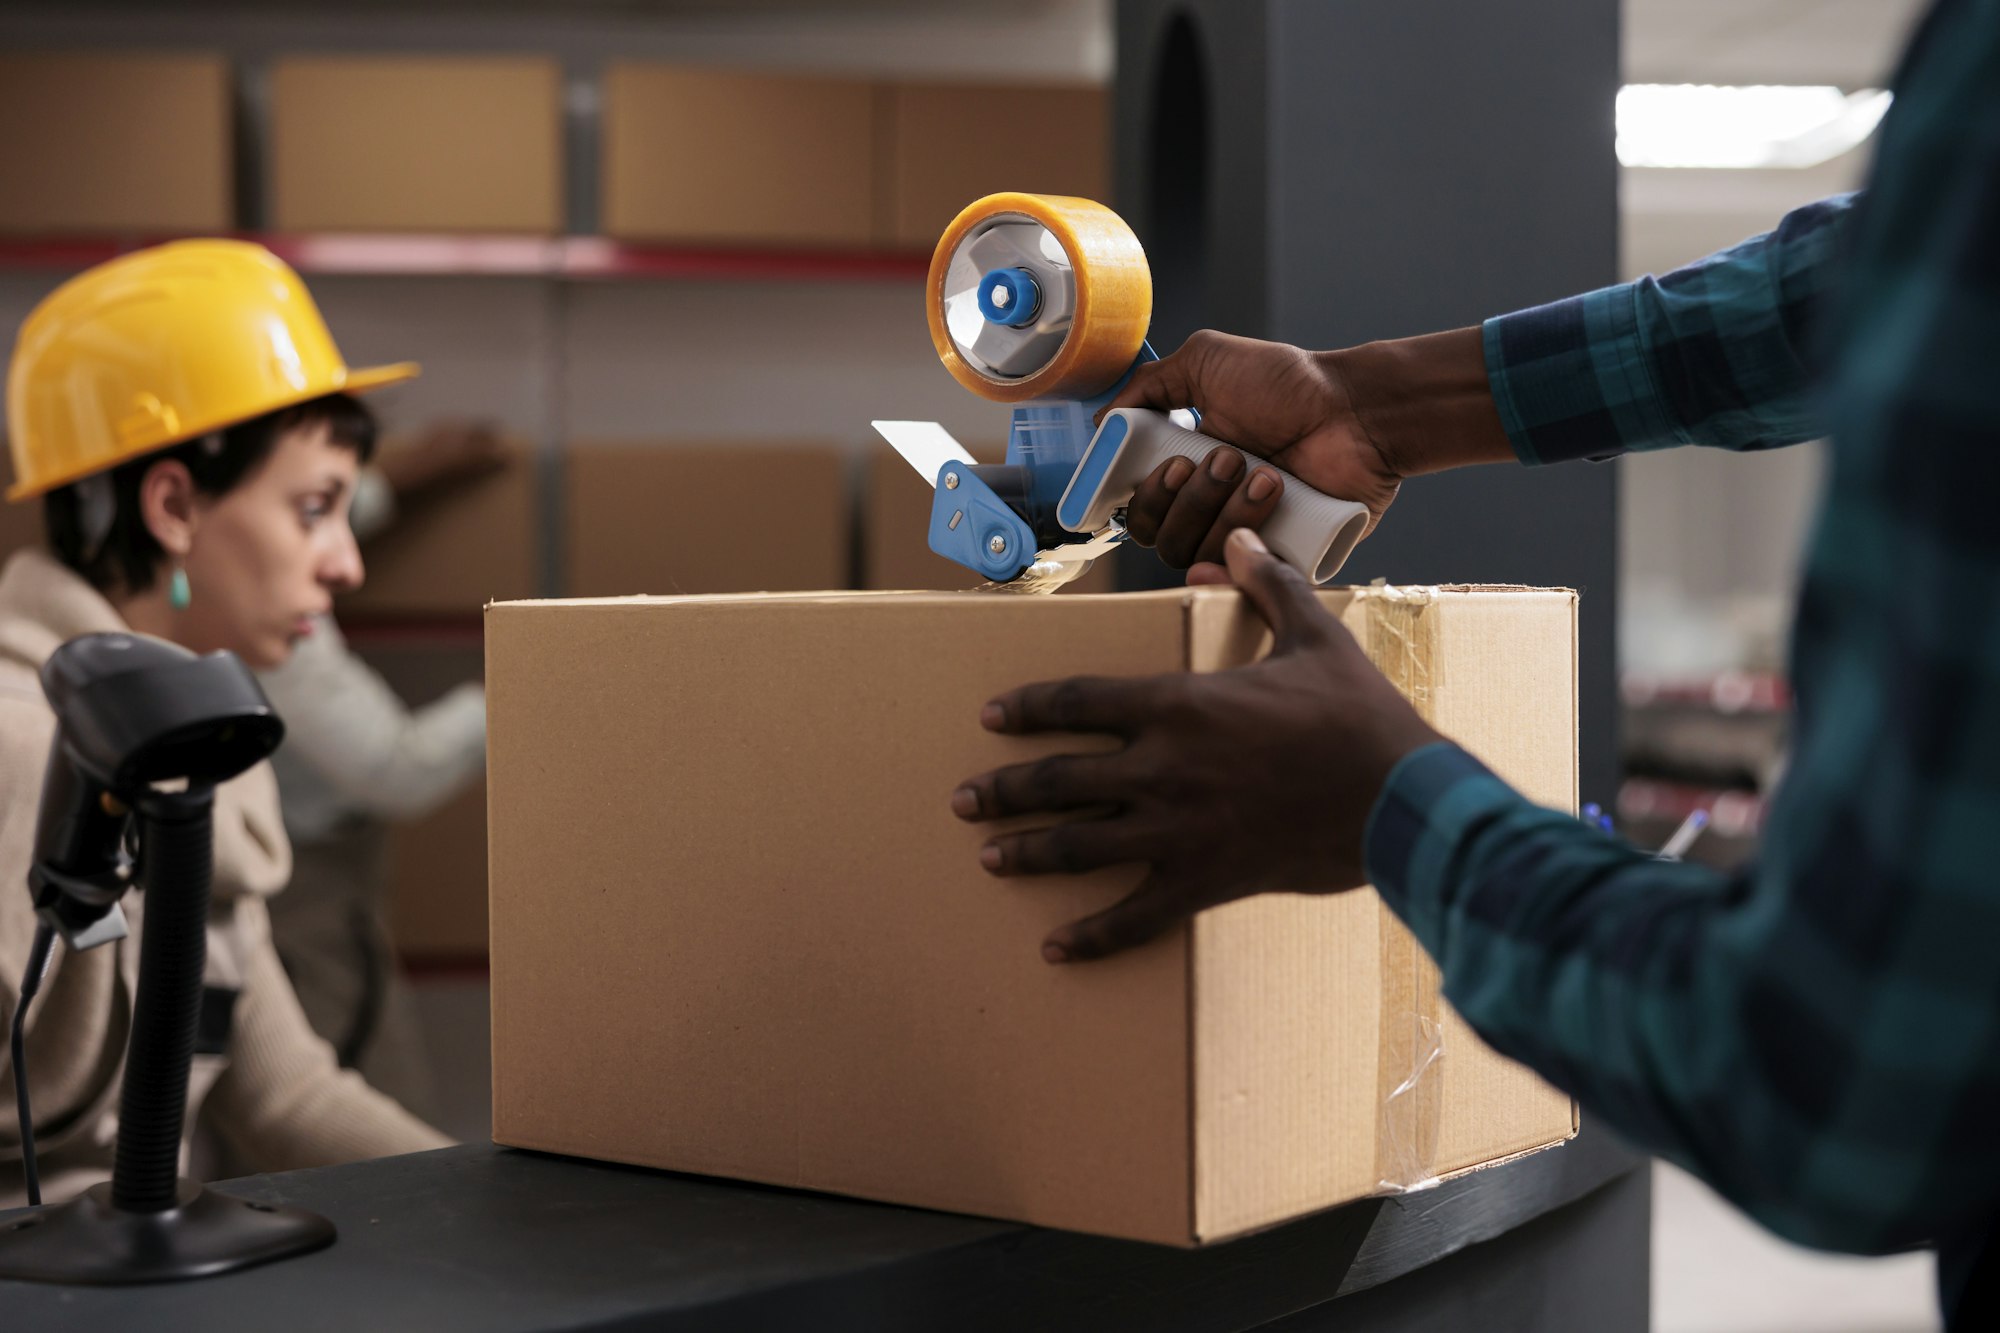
0,549,450,1206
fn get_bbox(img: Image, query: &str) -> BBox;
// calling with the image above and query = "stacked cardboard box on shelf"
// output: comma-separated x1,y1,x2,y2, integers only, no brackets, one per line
0,52,232,234
269,56,565,233
0,53,1108,247
600,65,1109,249
878,82,1109,246
564,442,853,598
277,63,1109,249
601,66,878,248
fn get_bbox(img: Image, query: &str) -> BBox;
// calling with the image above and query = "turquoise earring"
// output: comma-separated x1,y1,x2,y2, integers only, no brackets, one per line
168,565,191,612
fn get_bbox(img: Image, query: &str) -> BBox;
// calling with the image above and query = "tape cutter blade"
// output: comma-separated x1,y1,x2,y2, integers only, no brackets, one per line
871,420,978,488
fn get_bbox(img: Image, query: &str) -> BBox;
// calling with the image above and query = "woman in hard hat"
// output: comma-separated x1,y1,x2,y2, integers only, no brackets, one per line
0,240,451,1205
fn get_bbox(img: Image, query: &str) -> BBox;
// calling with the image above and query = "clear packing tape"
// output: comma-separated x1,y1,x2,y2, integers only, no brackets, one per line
972,527,1126,595
981,573,1459,1187
1366,581,1446,1195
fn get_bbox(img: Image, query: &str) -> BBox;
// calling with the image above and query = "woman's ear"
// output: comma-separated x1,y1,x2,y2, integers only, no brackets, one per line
136,458,199,561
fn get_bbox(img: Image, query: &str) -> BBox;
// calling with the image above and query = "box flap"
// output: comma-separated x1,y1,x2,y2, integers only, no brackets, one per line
1187,587,1579,1242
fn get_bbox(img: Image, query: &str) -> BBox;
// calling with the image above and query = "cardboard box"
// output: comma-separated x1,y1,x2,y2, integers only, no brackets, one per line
564,441,851,596
602,66,876,247
881,82,1109,247
340,439,541,616
0,52,232,234
386,780,489,961
352,638,490,961
862,446,1116,593
486,585,1577,1244
270,56,563,233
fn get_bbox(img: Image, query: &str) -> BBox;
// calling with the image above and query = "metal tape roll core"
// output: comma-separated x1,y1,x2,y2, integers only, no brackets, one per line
926,193,1153,404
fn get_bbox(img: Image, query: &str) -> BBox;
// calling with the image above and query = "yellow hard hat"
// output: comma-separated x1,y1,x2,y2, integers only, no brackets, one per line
6,239,419,501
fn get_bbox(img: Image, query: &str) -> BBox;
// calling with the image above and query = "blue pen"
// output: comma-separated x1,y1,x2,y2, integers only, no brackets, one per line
1659,809,1710,861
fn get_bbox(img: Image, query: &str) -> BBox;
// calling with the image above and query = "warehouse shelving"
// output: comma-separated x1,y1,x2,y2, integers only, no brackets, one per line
1618,668,1790,868
1620,668,1790,715
0,234,932,282
337,614,487,649
1617,776,1768,839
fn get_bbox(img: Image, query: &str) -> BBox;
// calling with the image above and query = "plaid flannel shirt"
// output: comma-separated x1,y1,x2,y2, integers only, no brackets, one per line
1362,2,1999,1320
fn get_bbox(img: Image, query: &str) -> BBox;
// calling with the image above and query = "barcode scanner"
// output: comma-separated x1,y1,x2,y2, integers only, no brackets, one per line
0,632,338,1284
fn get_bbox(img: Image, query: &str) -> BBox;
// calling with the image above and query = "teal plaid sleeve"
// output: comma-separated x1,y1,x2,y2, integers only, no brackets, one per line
1357,5,2000,1290
1364,740,2000,1261
1361,3,2000,1322
1483,195,1854,465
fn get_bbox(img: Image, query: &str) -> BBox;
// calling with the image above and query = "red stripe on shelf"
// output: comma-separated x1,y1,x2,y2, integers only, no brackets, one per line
560,236,931,281
0,234,931,282
400,954,491,980
336,613,486,648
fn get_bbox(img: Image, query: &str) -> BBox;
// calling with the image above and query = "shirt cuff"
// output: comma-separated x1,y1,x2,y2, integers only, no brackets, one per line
348,466,398,544
1483,283,1685,466
1364,741,1529,954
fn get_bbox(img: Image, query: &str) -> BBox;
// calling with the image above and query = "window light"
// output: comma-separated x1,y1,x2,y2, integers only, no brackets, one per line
1616,84,1893,169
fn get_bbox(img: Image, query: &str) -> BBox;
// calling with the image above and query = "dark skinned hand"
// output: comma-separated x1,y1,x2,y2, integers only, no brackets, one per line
1099,326,1515,576
1098,330,1404,570
952,528,1444,963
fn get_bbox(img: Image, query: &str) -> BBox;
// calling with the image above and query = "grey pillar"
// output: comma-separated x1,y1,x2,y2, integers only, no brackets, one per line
1113,0,1622,811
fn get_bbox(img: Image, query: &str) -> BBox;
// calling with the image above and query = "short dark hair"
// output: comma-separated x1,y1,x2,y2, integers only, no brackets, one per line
45,393,378,595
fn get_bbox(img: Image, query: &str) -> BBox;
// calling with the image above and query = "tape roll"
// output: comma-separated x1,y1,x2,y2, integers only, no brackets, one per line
927,192,1153,404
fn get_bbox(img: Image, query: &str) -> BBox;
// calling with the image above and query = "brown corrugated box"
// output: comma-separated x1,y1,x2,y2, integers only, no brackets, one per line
339,438,541,616
602,66,876,247
564,441,850,596
269,56,563,233
879,82,1109,247
386,780,489,961
351,638,490,962
0,52,232,234
861,445,1116,593
485,585,1577,1244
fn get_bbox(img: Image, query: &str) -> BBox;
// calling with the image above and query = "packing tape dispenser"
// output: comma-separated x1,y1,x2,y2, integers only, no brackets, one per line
874,191,1369,591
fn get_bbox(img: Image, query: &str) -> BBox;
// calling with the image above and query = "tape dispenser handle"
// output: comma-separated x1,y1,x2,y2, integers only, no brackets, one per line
1061,408,1372,584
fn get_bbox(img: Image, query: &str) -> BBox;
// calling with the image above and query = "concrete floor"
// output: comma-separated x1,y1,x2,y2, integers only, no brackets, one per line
1653,1161,1938,1333
407,978,1944,1331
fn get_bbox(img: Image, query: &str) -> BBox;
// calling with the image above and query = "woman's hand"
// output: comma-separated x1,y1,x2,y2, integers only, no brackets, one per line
377,421,508,503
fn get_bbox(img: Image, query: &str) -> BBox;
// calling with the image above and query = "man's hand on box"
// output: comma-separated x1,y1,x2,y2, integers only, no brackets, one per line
1101,331,1405,569
952,529,1442,963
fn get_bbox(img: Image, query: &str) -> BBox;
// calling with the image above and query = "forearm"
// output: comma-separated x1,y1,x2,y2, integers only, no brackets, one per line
1367,742,1993,1253
1483,196,1853,465
1330,327,1519,476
